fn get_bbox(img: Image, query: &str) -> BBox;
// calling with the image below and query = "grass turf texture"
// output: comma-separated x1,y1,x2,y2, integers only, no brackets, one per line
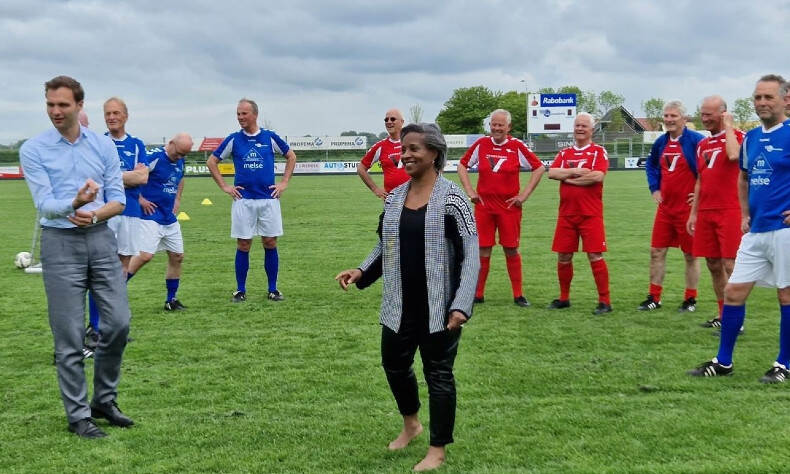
0,172,787,473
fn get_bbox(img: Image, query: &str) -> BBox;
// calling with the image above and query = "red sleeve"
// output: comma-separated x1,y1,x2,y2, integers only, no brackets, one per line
735,129,745,144
592,145,609,173
516,141,543,170
549,150,564,169
360,141,382,168
459,141,479,168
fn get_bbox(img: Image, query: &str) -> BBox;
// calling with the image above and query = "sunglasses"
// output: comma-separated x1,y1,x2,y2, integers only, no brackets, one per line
384,117,398,122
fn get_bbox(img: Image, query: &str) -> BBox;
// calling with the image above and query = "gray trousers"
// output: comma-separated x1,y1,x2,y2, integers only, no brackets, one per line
41,224,130,423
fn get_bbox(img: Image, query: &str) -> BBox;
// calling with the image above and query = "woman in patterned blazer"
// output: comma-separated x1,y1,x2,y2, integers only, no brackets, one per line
336,123,479,471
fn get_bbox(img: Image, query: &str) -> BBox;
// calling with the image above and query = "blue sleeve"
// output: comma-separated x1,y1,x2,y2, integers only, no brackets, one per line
136,139,148,165
270,131,291,156
212,134,234,161
19,141,75,218
683,131,704,178
100,136,126,205
646,139,662,193
739,135,749,172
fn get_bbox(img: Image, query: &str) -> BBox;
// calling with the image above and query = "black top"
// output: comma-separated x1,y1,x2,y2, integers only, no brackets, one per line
399,205,429,322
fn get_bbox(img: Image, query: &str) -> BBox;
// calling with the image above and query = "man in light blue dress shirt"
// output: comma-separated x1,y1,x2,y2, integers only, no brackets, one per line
20,75,134,438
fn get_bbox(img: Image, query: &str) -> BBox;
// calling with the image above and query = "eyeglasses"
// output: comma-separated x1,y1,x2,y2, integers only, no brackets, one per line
384,117,398,122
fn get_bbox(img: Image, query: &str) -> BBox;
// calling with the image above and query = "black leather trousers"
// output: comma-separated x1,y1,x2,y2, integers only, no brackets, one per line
380,316,462,447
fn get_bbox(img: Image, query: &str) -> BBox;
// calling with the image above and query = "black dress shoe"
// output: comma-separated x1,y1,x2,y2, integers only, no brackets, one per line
68,418,107,438
90,400,134,427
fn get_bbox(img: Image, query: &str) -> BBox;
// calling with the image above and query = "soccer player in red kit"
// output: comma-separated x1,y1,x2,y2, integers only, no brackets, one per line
358,108,410,198
686,96,745,327
640,100,705,312
547,113,612,315
457,109,545,307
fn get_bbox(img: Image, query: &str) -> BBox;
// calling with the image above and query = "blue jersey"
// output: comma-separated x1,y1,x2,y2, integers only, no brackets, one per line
140,148,185,225
740,120,790,233
213,129,290,199
105,133,147,218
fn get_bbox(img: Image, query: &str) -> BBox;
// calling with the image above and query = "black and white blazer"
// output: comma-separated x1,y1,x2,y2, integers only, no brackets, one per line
357,176,479,334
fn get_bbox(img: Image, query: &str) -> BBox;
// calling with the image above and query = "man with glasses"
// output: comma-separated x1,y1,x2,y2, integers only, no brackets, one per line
358,108,410,199
206,99,297,303
127,133,192,311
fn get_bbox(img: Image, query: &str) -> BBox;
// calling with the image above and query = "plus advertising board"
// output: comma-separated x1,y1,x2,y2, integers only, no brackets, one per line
527,93,577,134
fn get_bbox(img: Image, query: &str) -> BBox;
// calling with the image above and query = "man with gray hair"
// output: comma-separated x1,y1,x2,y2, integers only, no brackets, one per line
547,112,612,315
640,100,705,312
686,96,745,328
457,108,545,307
689,74,790,382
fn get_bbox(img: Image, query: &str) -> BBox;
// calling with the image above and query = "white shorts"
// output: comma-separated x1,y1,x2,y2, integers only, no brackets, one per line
729,228,790,288
137,220,184,255
107,215,141,256
231,198,283,239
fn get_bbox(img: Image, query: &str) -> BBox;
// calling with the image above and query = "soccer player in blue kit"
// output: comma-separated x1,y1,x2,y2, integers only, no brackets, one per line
206,98,297,303
85,98,149,343
127,133,193,311
689,75,790,383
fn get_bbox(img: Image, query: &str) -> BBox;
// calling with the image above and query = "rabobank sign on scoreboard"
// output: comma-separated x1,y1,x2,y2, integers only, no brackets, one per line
527,93,577,134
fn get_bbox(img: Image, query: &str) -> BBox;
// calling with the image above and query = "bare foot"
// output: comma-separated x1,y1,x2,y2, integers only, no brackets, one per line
387,423,423,450
413,446,445,471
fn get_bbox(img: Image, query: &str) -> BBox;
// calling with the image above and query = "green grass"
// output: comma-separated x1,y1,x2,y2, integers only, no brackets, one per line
0,172,786,473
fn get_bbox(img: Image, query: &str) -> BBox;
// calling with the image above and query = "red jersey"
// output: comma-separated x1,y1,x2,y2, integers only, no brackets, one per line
696,129,745,210
659,137,696,214
550,143,609,216
360,138,409,192
460,136,543,211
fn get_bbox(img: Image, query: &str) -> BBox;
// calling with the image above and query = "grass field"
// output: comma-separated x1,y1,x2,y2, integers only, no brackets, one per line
1,172,787,473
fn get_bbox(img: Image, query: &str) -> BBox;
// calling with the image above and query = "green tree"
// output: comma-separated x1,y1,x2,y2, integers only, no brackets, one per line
642,97,665,130
732,97,756,129
496,91,527,137
436,86,499,134
690,105,704,131
597,90,625,116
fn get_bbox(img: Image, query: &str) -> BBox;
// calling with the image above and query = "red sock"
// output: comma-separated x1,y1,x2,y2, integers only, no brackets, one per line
505,253,523,298
590,259,610,305
558,261,573,301
717,299,724,318
475,256,491,298
684,288,697,300
649,283,662,302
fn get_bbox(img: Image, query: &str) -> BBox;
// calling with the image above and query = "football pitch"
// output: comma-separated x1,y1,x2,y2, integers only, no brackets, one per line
1,172,787,473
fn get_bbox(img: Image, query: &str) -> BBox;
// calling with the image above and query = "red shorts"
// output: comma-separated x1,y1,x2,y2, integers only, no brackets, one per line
552,214,607,253
693,208,743,258
475,206,522,248
651,207,693,254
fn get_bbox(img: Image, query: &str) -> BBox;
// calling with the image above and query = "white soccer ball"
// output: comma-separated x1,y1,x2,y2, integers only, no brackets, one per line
14,251,32,269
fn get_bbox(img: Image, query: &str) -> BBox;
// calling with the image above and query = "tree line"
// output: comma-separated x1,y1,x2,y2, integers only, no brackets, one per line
434,86,758,136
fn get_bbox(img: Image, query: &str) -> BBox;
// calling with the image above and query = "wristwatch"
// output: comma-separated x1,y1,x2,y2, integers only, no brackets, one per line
91,212,98,225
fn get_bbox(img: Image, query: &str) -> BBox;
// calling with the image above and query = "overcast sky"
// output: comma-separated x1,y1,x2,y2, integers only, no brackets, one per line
1,0,787,145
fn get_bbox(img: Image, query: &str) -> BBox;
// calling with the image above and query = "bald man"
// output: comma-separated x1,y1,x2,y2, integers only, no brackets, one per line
358,108,410,199
127,133,192,311
686,96,745,328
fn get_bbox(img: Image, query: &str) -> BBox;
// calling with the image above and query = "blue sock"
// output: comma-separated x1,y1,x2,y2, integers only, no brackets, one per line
235,249,250,293
264,247,279,293
777,305,790,367
127,272,135,282
88,291,100,332
166,278,179,302
716,304,746,366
